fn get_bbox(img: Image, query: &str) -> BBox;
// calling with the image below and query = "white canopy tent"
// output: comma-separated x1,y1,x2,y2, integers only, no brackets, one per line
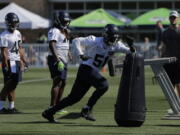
0,3,50,29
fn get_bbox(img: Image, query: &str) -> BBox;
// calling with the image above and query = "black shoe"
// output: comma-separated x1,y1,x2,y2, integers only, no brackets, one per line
7,108,22,114
42,109,56,123
81,107,96,121
0,108,8,114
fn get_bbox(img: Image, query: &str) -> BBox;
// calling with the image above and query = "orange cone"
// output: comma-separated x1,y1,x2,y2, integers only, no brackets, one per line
101,67,107,72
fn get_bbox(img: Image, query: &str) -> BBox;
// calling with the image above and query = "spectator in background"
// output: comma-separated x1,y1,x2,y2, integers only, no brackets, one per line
141,37,151,59
156,20,165,57
22,35,27,43
162,10,180,99
37,32,47,43
28,45,37,65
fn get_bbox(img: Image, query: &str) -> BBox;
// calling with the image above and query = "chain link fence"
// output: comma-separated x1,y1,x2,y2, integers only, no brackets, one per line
0,42,159,68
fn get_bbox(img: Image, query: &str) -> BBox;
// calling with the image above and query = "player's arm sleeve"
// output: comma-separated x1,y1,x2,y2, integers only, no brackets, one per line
0,36,8,48
115,41,131,54
18,32,23,47
48,29,58,42
72,35,96,56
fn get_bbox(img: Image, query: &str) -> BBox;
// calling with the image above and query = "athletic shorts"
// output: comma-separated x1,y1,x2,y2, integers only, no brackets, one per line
2,60,22,83
163,62,180,85
75,64,109,90
47,55,67,80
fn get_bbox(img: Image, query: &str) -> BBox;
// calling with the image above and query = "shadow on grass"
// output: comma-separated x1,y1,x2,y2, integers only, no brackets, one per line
3,120,118,128
64,124,118,128
2,121,77,124
57,112,81,119
155,124,180,127
0,112,39,115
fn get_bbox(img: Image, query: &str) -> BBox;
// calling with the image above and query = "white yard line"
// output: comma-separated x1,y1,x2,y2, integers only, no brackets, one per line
0,74,76,86
20,78,51,84
0,78,50,86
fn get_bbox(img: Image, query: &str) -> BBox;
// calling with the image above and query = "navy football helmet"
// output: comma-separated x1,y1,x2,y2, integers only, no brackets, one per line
103,24,120,46
54,11,71,30
5,12,19,32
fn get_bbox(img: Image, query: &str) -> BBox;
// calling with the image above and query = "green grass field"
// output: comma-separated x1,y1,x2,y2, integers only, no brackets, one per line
0,67,180,135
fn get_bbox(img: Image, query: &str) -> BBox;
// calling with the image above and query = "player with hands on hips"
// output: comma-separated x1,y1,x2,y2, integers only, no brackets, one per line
46,11,71,115
42,24,134,122
0,12,28,114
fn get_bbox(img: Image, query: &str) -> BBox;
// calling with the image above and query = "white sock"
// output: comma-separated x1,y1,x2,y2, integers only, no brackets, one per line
0,101,5,110
8,101,14,109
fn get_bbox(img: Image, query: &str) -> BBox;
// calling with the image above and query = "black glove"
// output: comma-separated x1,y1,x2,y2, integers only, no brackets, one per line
125,35,134,47
79,55,91,61
130,46,136,53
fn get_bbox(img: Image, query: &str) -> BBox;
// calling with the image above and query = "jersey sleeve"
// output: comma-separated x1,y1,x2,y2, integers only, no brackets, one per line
0,34,8,48
72,35,96,55
17,31,22,45
114,41,131,54
48,28,59,42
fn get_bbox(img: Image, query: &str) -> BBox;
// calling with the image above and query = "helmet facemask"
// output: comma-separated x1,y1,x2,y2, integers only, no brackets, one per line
54,12,71,30
5,13,19,33
61,18,70,28
6,21,19,32
103,30,119,46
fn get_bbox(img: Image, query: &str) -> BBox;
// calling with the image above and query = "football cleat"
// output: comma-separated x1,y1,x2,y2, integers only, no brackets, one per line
42,109,57,123
56,109,68,115
0,108,8,114
81,107,96,121
7,108,22,114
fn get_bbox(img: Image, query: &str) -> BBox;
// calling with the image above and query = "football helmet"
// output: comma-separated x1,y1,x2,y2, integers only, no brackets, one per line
103,24,119,46
5,12,19,32
54,11,71,30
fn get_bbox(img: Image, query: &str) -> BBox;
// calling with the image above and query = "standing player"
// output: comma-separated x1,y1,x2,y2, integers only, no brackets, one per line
47,11,71,113
42,24,135,122
0,12,28,114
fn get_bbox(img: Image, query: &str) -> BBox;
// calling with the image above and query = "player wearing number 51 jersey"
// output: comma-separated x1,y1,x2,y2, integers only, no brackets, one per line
42,24,135,123
0,13,28,114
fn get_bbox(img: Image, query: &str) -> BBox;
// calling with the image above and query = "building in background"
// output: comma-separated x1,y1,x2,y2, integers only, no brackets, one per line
48,0,180,41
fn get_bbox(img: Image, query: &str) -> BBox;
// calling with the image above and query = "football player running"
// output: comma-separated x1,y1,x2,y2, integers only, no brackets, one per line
47,11,71,114
0,13,28,114
42,24,135,122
